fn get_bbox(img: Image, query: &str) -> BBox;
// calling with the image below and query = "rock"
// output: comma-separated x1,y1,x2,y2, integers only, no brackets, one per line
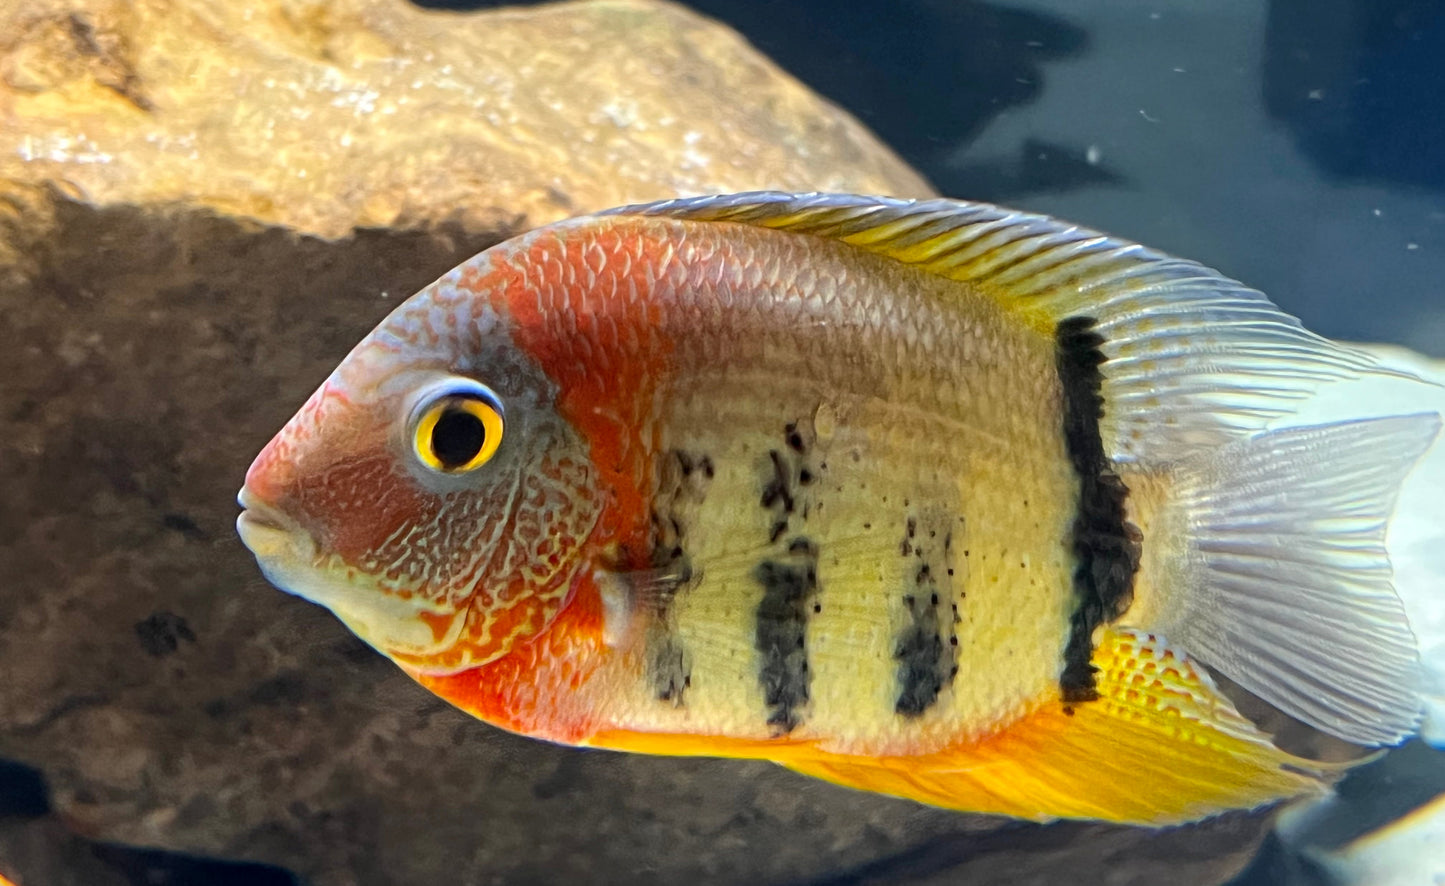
0,0,929,276
0,1,1278,884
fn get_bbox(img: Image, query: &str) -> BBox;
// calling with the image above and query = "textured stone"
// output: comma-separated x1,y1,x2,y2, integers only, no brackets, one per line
0,0,930,279
0,1,1290,884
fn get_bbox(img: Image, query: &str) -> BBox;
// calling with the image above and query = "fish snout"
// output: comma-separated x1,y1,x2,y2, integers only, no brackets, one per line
239,415,320,541
235,483,303,559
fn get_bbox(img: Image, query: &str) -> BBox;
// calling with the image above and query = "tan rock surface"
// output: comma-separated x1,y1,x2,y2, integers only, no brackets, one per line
0,1,1276,884
0,0,929,272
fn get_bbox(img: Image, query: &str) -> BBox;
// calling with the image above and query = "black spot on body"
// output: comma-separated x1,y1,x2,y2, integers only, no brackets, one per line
753,543,819,735
1055,316,1143,703
651,634,692,706
895,612,944,716
759,422,825,545
785,422,806,453
769,520,788,544
761,450,795,513
640,449,713,706
893,517,960,717
675,451,695,476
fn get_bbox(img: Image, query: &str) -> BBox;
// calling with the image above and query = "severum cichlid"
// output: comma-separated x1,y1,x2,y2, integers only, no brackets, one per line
236,192,1443,825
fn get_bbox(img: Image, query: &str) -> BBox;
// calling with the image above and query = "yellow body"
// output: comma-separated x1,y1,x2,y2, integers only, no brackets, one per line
578,227,1082,754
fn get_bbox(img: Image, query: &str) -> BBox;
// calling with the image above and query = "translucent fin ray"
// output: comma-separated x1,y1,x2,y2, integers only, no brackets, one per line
607,192,1401,461
1155,414,1441,745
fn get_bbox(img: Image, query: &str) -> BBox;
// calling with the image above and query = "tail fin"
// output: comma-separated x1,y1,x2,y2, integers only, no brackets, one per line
1146,414,1441,746
1393,462,1445,747
1327,346,1445,747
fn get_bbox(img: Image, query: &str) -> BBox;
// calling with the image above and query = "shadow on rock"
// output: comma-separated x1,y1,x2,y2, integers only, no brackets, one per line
0,757,305,886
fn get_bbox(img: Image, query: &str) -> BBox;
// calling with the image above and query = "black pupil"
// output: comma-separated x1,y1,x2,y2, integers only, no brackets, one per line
431,407,486,468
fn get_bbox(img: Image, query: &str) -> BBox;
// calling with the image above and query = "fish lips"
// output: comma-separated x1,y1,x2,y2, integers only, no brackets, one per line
235,486,466,657
236,486,317,591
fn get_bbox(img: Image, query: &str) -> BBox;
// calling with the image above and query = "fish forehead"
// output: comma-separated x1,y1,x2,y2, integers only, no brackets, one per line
340,260,508,390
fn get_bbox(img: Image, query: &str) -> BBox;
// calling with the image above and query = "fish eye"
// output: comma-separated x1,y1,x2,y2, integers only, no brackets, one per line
411,387,504,474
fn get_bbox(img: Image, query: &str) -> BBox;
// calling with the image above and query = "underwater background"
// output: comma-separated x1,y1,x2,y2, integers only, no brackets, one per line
652,0,1445,355
2,0,1443,884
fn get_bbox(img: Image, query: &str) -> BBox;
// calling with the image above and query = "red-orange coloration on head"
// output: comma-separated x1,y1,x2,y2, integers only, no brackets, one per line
244,377,430,567
466,226,675,567
296,455,433,564
416,610,456,645
412,225,682,735
415,571,611,742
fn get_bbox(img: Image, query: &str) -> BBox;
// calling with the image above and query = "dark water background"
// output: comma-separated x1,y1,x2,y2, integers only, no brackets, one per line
728,0,1445,356
6,1,1441,883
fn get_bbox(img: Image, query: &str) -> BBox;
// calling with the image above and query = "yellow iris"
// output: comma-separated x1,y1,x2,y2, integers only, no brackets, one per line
412,394,504,473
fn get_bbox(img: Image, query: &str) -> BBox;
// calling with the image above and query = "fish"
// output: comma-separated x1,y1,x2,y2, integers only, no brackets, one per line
236,191,1444,826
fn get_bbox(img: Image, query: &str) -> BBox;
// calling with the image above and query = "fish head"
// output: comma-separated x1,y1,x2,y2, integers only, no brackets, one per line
236,262,602,674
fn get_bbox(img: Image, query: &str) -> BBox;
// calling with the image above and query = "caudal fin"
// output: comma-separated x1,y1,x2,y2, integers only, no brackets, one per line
1325,346,1445,748
1149,414,1441,746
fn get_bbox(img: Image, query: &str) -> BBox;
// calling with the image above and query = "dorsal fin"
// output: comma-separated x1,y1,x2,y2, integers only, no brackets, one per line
605,192,1392,462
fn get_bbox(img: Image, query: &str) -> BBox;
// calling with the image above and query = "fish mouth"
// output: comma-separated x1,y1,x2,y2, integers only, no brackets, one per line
235,485,465,657
236,486,307,560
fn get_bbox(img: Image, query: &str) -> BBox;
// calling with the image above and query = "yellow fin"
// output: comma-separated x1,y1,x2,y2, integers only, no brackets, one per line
605,192,1392,462
592,627,1345,825
780,627,1342,825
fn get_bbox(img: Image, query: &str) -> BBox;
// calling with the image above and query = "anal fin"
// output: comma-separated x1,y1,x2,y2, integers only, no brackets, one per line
779,628,1340,825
